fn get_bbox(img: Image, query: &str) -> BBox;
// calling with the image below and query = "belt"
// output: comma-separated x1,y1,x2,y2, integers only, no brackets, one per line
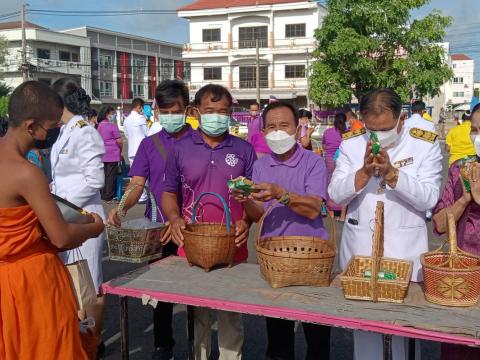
0,240,55,265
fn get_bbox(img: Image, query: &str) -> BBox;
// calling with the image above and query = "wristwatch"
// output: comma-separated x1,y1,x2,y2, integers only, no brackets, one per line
384,168,399,185
279,191,291,206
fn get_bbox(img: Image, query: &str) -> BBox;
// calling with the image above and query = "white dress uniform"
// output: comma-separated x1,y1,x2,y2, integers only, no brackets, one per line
50,115,106,294
123,110,148,164
404,113,436,132
328,126,443,360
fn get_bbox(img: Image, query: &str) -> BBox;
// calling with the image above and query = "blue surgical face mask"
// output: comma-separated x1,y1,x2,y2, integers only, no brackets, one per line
160,114,185,134
200,113,230,137
108,114,117,123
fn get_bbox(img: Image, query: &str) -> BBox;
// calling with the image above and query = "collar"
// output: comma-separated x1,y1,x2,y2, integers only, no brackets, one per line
65,114,84,130
268,144,303,168
161,123,193,140
191,129,233,148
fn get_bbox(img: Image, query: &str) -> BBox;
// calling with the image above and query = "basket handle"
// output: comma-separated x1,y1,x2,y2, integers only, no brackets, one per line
255,201,336,249
191,192,231,232
117,184,158,223
447,211,458,268
370,201,384,303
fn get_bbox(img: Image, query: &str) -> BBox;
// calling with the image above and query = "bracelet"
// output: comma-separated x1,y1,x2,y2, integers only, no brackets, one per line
384,168,399,184
279,191,291,206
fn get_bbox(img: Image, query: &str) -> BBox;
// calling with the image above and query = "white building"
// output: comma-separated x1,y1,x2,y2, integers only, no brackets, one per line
0,21,92,94
178,0,327,107
444,54,475,108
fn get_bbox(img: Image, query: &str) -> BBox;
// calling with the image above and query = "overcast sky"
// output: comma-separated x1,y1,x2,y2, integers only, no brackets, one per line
2,0,479,79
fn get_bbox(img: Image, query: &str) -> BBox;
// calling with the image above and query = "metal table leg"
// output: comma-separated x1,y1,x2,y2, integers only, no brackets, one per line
384,335,392,360
408,338,416,360
187,305,195,360
120,296,129,360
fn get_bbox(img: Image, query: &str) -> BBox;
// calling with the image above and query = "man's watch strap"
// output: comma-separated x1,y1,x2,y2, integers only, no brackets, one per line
279,191,291,206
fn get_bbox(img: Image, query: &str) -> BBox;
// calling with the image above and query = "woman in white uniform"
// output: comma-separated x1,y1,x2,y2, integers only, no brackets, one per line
50,78,106,351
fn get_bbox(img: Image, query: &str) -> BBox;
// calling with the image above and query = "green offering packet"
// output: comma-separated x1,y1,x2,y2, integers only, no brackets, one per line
364,269,397,280
227,177,255,195
459,156,477,193
370,132,380,155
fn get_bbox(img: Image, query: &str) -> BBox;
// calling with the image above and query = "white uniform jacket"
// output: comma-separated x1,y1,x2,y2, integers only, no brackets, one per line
123,110,148,160
404,113,436,132
328,127,443,281
50,115,106,292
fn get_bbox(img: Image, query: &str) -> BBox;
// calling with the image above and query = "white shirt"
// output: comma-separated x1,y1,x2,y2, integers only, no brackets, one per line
328,127,442,281
123,110,148,159
148,121,163,136
404,113,436,132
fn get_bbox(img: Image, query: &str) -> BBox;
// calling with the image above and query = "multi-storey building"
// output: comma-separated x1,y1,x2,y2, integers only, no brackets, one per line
178,0,327,107
445,54,475,107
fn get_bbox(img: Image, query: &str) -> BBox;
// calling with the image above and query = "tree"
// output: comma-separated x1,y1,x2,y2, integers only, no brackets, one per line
0,35,11,99
309,0,453,108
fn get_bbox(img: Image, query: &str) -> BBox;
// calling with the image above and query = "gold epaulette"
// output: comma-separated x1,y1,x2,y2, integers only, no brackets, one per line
409,128,438,143
342,127,366,140
76,120,88,128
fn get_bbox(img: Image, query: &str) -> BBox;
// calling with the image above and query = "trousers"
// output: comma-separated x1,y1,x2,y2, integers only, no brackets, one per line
353,331,421,360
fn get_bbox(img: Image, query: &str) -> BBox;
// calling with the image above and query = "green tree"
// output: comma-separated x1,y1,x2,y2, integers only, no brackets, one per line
309,0,453,107
0,96,8,117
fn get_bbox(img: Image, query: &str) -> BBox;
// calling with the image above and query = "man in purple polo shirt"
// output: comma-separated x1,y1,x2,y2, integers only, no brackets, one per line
233,102,331,360
107,80,192,360
162,84,256,360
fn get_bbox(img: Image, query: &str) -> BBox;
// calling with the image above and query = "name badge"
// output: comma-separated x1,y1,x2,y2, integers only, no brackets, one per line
393,157,413,168
60,148,69,155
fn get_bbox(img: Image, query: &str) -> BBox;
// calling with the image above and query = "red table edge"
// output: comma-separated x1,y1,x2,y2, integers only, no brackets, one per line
102,281,480,347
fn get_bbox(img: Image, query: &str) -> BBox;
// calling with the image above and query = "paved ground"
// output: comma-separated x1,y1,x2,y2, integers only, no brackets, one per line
99,142,449,360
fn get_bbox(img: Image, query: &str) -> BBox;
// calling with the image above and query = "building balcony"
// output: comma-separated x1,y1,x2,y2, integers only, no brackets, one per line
30,57,85,76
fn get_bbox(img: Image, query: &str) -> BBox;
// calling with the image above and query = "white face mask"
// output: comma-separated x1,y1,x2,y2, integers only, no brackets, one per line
471,134,480,156
366,117,401,148
265,130,296,155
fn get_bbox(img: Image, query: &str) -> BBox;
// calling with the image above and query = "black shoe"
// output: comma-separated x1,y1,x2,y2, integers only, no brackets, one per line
152,347,174,360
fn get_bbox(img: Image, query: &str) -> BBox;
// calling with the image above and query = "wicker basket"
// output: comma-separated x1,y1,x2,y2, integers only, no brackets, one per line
107,185,166,263
255,205,336,288
339,202,413,303
421,212,480,306
182,192,237,272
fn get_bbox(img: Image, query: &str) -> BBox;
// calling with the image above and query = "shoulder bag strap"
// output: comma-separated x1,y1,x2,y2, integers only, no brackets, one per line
149,134,167,160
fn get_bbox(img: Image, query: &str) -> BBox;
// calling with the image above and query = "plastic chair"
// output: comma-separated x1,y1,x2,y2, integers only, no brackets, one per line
115,158,130,201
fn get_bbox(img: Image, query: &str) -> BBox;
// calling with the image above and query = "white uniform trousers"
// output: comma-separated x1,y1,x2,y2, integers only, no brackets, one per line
354,331,421,360
128,155,148,202
194,308,243,360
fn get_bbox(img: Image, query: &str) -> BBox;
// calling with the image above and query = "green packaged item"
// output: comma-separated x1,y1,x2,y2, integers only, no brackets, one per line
459,156,477,193
370,132,380,155
227,176,255,195
364,269,397,280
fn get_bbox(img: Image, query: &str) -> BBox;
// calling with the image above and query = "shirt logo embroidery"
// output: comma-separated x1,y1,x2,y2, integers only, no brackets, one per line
225,153,238,167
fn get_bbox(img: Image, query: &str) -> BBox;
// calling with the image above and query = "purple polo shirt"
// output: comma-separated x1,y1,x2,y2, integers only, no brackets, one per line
129,125,193,222
253,145,329,239
97,121,122,162
164,130,257,262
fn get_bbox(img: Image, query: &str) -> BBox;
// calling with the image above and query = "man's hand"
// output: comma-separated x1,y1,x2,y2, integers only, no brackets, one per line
362,141,377,178
160,222,172,244
234,219,249,248
170,217,186,247
469,163,480,206
375,148,396,179
251,183,285,202
107,208,122,227
90,213,105,236
231,188,251,203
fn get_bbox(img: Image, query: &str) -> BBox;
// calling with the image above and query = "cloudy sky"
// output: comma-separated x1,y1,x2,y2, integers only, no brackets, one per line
2,0,479,79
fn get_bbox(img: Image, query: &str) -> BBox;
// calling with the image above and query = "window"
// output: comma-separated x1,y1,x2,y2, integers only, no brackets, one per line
285,24,306,38
133,58,145,73
71,53,79,62
239,66,268,88
99,54,113,68
37,48,50,59
453,92,465,97
239,26,268,49
285,65,306,78
202,28,221,42
133,84,144,97
203,67,222,81
100,81,113,97
453,64,457,69
59,51,71,61
453,77,464,84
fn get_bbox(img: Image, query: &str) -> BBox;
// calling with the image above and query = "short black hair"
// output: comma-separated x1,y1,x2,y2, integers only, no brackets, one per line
132,98,145,109
298,109,312,119
462,113,471,121
411,100,426,114
262,102,299,128
250,102,260,108
194,84,233,108
8,81,63,128
51,77,91,116
155,80,189,109
360,88,402,120
88,108,97,119
334,112,347,133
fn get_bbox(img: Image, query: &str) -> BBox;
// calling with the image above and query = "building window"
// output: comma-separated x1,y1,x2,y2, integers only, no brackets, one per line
453,92,465,97
453,77,464,84
453,64,457,69
133,58,145,73
239,66,268,88
285,24,306,38
71,53,79,62
204,67,222,81
37,48,50,59
100,81,113,97
202,28,221,42
99,54,113,68
133,83,144,97
239,26,268,49
59,51,71,61
285,65,306,78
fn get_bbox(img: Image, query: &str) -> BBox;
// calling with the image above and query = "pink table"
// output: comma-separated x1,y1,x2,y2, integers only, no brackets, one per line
102,256,480,359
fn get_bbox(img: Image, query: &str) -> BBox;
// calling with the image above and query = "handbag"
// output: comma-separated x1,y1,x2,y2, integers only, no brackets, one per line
66,248,97,310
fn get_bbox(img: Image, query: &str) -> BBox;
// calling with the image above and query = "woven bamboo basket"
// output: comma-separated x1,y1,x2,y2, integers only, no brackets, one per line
340,201,413,303
255,205,336,288
107,185,166,263
182,192,237,272
421,212,480,306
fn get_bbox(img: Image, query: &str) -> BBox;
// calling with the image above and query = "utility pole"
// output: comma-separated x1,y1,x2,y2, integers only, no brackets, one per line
21,3,29,81
256,39,260,105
